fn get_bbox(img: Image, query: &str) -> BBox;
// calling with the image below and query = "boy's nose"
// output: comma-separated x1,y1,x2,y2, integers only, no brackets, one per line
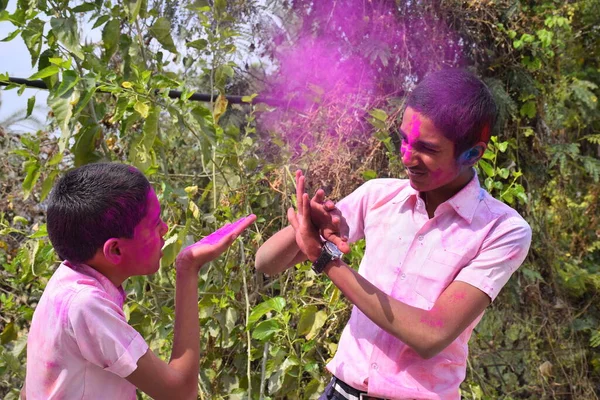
401,146,418,167
160,221,168,236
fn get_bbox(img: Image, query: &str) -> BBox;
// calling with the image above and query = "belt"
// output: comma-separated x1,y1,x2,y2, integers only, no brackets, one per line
330,376,385,400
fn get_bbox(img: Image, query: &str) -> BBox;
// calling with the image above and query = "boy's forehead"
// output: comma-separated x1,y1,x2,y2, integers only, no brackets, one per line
145,189,162,217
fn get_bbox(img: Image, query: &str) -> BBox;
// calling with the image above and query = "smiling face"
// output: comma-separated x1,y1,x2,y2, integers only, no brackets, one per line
118,189,168,276
399,107,474,198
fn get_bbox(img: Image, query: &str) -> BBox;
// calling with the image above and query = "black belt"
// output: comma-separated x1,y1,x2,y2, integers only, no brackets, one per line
329,376,386,400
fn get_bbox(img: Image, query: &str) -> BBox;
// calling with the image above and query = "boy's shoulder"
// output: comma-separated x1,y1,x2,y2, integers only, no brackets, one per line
39,262,125,323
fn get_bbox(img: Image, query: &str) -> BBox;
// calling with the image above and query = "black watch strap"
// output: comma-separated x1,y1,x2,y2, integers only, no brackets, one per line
312,246,333,274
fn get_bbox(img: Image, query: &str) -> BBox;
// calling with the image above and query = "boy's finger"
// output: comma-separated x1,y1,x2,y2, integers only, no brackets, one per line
287,207,300,230
323,200,336,211
301,193,312,222
232,214,257,235
312,188,325,204
296,174,304,214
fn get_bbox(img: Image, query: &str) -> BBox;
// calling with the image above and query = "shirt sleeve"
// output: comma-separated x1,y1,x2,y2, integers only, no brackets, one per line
454,216,532,301
68,288,149,378
335,180,378,244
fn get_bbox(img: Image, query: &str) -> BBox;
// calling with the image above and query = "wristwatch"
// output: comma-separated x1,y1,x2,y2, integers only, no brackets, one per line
312,241,343,274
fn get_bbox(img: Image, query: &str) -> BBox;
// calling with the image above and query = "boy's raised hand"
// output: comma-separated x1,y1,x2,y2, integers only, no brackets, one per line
294,170,350,254
175,214,256,273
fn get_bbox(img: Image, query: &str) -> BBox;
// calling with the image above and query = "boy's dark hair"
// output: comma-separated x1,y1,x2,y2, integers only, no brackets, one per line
406,68,498,157
47,163,151,263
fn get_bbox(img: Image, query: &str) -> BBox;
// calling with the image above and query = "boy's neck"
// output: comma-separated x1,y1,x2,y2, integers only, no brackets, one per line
86,256,127,288
423,168,474,217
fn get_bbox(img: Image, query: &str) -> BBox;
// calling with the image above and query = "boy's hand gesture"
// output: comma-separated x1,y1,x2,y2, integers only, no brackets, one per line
175,214,256,273
309,187,350,254
292,170,350,254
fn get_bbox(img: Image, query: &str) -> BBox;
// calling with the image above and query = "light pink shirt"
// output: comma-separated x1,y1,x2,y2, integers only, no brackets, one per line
26,261,148,399
328,174,531,399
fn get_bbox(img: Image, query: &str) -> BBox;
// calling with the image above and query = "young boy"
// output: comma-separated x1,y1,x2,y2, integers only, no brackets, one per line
256,69,532,399
22,163,255,399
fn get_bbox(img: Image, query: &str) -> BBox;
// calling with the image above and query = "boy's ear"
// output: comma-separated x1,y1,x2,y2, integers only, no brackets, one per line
460,142,487,166
103,238,122,264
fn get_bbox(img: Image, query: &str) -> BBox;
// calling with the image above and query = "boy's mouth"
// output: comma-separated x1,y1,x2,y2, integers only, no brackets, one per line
406,167,427,177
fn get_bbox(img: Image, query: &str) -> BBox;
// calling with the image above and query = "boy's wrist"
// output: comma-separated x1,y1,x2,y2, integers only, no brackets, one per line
175,260,205,275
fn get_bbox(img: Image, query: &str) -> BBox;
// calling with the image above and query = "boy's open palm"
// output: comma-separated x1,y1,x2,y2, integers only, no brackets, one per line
176,214,256,273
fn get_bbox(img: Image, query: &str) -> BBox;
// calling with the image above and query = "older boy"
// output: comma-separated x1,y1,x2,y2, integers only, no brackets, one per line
256,69,531,399
23,163,255,399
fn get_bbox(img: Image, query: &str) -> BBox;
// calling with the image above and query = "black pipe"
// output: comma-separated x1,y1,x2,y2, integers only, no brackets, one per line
0,77,278,105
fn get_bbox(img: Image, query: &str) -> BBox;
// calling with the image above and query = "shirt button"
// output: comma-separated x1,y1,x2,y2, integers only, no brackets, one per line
401,273,406,280
371,363,378,370
418,235,424,241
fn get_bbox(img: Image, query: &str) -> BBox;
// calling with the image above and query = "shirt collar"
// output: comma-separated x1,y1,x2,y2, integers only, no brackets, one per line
392,170,484,223
446,170,484,223
64,261,126,308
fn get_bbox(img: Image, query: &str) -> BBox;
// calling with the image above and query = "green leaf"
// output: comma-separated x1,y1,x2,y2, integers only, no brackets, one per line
369,108,388,122
72,2,97,12
55,70,80,98
241,93,258,103
519,101,536,119
482,148,496,161
26,96,35,118
497,168,510,179
0,322,17,345
497,142,508,152
127,0,144,20
48,89,78,153
72,77,97,117
478,160,495,177
149,17,178,53
21,18,44,64
362,169,377,180
22,159,41,199
102,19,120,61
50,17,84,60
186,38,208,50
252,319,281,341
41,170,60,201
71,123,101,167
29,65,59,80
1,28,21,42
248,297,286,325
47,152,63,166
92,15,110,29
212,93,228,123
20,135,39,153
134,101,150,118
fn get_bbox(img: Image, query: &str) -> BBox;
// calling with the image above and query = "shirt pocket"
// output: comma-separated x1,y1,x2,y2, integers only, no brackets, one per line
415,249,464,305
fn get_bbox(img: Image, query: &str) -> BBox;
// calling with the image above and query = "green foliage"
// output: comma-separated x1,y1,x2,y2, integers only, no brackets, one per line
1,0,600,398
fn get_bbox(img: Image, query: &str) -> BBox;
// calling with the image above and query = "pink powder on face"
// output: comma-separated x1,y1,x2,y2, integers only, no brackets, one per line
200,216,249,245
400,114,422,163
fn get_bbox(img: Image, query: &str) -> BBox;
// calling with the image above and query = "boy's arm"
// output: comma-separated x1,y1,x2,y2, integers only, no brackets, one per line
255,225,307,275
20,382,26,400
126,215,256,399
323,260,490,359
255,171,349,276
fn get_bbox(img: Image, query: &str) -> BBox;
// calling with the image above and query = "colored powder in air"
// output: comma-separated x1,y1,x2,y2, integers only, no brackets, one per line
257,0,465,149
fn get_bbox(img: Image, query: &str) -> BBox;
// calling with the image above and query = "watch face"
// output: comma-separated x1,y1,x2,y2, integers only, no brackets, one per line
324,241,343,258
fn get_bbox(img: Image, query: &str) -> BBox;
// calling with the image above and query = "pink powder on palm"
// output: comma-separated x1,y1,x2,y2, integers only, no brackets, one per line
199,216,249,245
